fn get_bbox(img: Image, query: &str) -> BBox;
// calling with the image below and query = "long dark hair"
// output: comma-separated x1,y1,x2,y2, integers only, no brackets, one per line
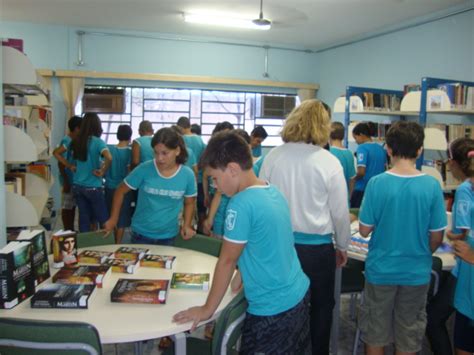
151,127,188,165
72,112,103,161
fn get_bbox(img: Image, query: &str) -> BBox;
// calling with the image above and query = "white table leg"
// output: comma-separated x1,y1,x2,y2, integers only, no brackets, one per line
171,332,187,355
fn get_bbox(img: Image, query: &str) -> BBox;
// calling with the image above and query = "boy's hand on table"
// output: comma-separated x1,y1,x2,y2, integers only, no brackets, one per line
173,306,213,332
181,225,196,240
202,218,213,236
453,240,474,264
336,249,348,268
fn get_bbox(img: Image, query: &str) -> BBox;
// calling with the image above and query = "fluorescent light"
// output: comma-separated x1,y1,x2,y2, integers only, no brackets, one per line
184,13,271,30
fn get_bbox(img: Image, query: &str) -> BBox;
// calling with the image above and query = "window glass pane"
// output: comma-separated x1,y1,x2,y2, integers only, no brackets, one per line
201,113,244,125
98,114,131,123
124,88,132,114
255,118,286,126
144,100,189,112
131,88,143,116
144,88,190,100
202,91,245,102
202,102,244,114
191,91,201,117
144,111,186,123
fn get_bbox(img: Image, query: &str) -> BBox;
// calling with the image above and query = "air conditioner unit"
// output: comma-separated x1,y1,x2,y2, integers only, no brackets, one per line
261,95,296,117
82,88,126,114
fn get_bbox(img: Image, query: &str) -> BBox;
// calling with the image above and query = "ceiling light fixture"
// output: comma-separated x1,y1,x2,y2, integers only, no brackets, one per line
184,0,271,31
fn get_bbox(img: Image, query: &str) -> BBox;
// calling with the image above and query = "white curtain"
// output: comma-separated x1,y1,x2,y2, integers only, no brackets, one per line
59,77,85,132
297,89,316,103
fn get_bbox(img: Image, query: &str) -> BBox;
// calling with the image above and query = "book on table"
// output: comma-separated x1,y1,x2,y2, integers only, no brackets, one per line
0,241,36,309
114,246,149,260
31,284,96,309
77,250,113,265
16,229,50,286
52,265,111,288
111,278,169,304
170,272,210,291
51,230,78,269
104,258,140,274
140,254,176,269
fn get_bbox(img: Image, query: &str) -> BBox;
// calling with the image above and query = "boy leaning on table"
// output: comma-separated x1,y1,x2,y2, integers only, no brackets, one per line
357,121,446,355
173,131,311,355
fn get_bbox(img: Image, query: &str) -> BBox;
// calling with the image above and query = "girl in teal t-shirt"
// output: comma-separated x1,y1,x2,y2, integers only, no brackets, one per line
104,127,197,245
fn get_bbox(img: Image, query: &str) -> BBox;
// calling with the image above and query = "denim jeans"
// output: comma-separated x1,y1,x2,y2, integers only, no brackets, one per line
131,232,176,246
72,185,109,232
295,243,336,355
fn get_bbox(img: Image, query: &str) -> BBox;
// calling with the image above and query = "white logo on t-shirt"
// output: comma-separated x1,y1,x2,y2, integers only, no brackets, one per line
457,201,470,217
225,209,237,231
357,153,364,162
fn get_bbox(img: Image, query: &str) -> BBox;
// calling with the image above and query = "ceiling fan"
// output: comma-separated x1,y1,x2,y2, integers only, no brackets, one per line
252,0,272,29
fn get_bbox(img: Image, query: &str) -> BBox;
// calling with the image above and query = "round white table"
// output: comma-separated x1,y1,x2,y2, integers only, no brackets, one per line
0,244,236,347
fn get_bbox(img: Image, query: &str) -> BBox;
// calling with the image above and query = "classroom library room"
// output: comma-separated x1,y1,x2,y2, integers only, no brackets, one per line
0,0,473,354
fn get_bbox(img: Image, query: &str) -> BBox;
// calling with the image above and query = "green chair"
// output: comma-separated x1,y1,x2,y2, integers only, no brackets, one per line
76,230,115,249
174,233,222,258
165,290,248,355
0,318,102,355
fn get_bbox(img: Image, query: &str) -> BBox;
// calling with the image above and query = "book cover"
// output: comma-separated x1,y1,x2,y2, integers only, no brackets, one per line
77,250,113,265
114,246,149,260
51,230,78,268
111,279,169,304
31,284,96,309
17,230,50,286
0,241,36,309
140,254,176,269
52,265,111,288
104,258,140,274
170,273,210,291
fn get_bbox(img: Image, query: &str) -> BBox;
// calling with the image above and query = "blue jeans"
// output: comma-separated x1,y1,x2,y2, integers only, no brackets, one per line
131,232,176,246
72,185,109,232
295,243,336,355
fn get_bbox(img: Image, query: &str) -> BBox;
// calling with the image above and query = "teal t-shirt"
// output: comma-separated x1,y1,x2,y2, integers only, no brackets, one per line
124,161,197,239
58,135,74,186
355,142,387,191
252,145,262,158
360,172,447,285
224,184,309,316
72,136,109,188
134,136,154,163
330,146,356,191
253,156,264,177
452,180,474,320
183,135,206,182
105,145,131,189
185,146,197,170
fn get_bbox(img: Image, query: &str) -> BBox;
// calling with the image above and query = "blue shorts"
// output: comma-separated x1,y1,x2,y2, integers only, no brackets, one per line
131,232,176,246
105,187,132,228
454,311,474,352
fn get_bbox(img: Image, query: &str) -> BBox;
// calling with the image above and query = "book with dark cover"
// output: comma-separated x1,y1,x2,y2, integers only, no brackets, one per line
17,230,50,286
170,273,210,291
77,250,113,265
0,241,36,309
31,284,96,309
114,246,149,260
52,230,78,268
104,258,140,274
52,265,111,288
140,254,176,269
111,279,169,304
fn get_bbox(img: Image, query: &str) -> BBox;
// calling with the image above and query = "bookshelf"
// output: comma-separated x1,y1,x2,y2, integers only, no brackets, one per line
2,46,53,228
400,77,474,187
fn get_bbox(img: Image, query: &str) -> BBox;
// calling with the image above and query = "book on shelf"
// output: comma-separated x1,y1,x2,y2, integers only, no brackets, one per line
170,273,210,291
140,254,176,269
436,83,474,109
5,173,25,196
51,230,78,269
17,229,50,286
26,163,51,181
52,265,111,288
114,246,149,260
111,279,169,304
31,284,96,309
404,84,421,96
77,250,113,265
0,241,36,309
104,258,140,274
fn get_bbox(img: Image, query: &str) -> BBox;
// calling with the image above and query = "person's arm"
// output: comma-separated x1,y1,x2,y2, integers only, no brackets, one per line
354,166,366,181
181,196,196,240
93,149,112,177
131,140,140,170
173,240,244,331
104,183,131,233
202,170,211,208
53,145,76,173
203,192,222,235
453,240,474,264
328,170,350,267
429,230,444,253
447,229,468,241
358,223,373,238
53,145,72,190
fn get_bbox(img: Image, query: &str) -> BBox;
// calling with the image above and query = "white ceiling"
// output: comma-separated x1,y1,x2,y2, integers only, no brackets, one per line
1,0,472,49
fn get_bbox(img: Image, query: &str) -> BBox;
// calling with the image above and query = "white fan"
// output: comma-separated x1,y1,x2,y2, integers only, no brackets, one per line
252,0,272,28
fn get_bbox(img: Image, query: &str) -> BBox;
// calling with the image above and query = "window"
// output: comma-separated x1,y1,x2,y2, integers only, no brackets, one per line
82,86,298,146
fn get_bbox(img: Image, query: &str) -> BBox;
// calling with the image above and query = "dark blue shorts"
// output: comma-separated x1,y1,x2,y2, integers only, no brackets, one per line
454,311,474,352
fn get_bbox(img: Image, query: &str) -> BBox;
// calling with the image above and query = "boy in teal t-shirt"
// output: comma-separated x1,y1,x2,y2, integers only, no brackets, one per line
173,131,311,354
131,120,154,169
105,125,132,243
358,121,446,354
329,122,356,195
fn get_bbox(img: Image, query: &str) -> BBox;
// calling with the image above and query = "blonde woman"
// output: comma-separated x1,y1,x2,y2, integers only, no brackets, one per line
260,99,350,355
